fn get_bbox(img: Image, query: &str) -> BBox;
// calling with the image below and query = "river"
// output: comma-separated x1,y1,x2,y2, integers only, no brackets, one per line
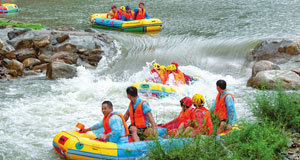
0,0,299,159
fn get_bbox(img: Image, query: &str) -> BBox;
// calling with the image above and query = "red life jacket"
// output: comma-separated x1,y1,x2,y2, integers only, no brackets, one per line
164,107,193,130
192,107,213,135
123,11,134,19
135,8,146,20
214,93,235,120
129,100,148,128
103,112,129,136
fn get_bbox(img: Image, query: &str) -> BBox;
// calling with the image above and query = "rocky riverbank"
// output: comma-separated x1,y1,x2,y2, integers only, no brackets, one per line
0,19,117,80
247,40,300,90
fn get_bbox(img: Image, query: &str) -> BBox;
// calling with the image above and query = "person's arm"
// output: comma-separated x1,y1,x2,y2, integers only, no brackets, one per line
225,95,237,128
145,112,157,132
145,11,151,19
99,116,122,142
82,120,103,133
123,109,129,122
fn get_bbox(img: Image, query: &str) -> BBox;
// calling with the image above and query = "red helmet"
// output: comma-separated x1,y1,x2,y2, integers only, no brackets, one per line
111,4,117,9
180,97,193,108
139,1,145,5
171,62,178,69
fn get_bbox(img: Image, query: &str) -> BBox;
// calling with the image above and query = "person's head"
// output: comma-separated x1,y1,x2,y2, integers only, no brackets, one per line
180,97,193,111
160,65,167,72
126,5,131,12
139,1,144,9
111,4,117,12
152,63,160,70
216,79,226,93
171,62,178,70
119,6,125,12
126,86,138,102
192,93,205,107
102,101,113,116
166,64,176,72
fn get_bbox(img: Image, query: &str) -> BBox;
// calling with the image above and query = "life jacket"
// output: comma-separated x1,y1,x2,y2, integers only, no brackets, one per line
192,107,213,135
123,11,134,20
129,100,148,128
178,107,193,125
173,70,186,85
107,10,118,19
103,112,129,136
157,70,167,84
135,8,146,20
117,10,123,20
214,93,235,121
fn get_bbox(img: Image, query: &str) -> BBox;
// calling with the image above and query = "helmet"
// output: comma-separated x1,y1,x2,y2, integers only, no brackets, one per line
192,94,205,106
111,4,117,9
180,97,193,108
160,65,166,71
125,5,131,10
166,64,176,71
152,63,160,70
139,1,145,5
120,6,125,11
171,62,178,69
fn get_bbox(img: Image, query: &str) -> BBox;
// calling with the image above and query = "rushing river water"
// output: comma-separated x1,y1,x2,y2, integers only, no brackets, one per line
1,0,300,159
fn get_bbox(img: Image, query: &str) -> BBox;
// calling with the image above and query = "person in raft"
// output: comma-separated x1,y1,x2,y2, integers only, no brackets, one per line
162,97,194,137
81,101,129,143
171,61,194,84
210,80,237,134
108,4,118,19
123,86,158,142
134,1,151,20
122,5,135,21
117,6,125,20
181,94,213,136
146,63,167,84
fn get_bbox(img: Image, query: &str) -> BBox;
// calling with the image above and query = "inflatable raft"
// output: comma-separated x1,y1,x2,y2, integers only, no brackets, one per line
90,13,162,32
0,3,18,13
131,82,184,97
53,126,238,159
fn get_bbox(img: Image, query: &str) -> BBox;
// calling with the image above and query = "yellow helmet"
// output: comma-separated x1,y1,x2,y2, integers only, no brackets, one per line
192,93,205,106
120,6,125,11
167,64,176,71
152,63,160,70
160,65,166,71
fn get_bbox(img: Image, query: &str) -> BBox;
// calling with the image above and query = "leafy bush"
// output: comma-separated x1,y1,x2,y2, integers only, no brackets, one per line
250,88,300,130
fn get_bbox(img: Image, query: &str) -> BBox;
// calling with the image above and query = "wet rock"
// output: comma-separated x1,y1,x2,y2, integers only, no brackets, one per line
291,69,300,76
89,48,104,55
56,34,69,43
7,69,18,77
56,43,77,53
56,26,76,31
14,39,33,49
77,48,87,54
46,61,77,79
16,48,36,62
1,58,11,67
50,52,78,64
33,36,50,48
0,39,4,50
23,70,39,76
5,51,16,60
249,70,300,89
279,40,300,56
22,58,41,68
38,53,51,63
84,28,98,33
33,63,48,71
7,28,31,40
7,59,24,76
88,54,102,66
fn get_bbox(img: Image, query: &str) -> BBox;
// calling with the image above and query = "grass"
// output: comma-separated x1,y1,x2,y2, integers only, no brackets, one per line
0,20,43,29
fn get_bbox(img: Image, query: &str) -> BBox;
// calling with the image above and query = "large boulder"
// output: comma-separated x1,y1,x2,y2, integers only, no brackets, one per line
7,59,24,76
249,70,300,89
22,58,41,68
16,48,36,62
87,48,104,66
46,61,77,79
7,28,32,40
56,34,69,43
33,36,50,48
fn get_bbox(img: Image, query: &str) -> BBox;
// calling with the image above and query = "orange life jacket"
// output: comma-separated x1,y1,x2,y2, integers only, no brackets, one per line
129,100,148,128
107,10,118,19
103,112,129,136
135,8,146,20
214,93,235,121
173,71,186,85
192,107,213,135
123,11,134,19
178,107,193,125
157,70,167,84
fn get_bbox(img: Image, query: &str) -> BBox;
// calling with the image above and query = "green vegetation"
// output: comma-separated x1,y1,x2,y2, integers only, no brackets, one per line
147,87,297,160
0,20,43,29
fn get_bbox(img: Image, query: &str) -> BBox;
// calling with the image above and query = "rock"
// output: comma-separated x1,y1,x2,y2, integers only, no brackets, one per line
252,60,280,76
88,54,102,66
22,58,41,68
14,39,33,49
7,69,18,77
286,40,300,55
249,70,300,89
50,52,78,64
56,43,77,53
1,58,11,67
56,34,69,43
33,63,48,71
249,40,293,64
7,59,24,76
46,61,77,79
56,26,76,31
84,28,98,33
33,36,50,48
0,39,4,50
291,69,300,76
5,51,16,59
77,48,87,54
6,74,13,79
23,70,38,76
89,48,104,55
38,53,51,63
16,48,36,62
7,28,31,40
